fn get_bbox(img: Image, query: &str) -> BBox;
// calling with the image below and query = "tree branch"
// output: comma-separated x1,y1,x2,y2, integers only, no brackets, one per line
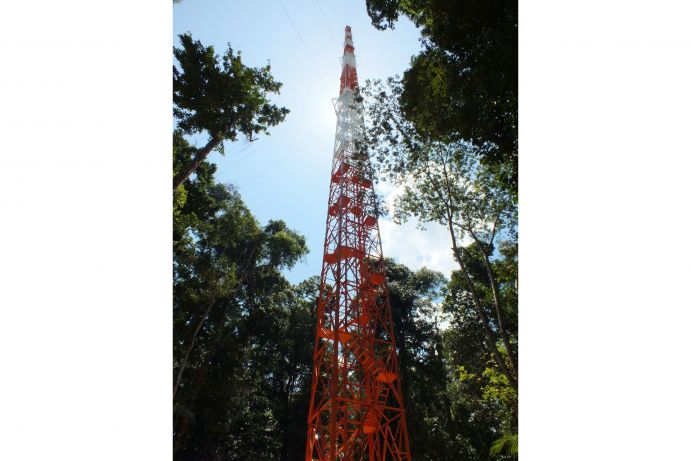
173,135,223,190
489,206,504,248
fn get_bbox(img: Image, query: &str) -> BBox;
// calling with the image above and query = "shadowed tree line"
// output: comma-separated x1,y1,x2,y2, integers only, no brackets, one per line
174,131,314,460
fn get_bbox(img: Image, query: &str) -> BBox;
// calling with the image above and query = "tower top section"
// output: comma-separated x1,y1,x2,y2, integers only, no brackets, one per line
340,26,358,95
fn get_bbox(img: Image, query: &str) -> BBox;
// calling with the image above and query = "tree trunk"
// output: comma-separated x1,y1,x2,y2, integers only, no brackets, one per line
466,230,518,375
173,296,216,401
172,339,221,458
173,358,210,456
173,135,222,190
455,256,518,391
447,218,518,391
173,245,258,401
481,247,518,374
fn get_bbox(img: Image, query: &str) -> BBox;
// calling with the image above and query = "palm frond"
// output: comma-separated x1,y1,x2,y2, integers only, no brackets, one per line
490,433,518,456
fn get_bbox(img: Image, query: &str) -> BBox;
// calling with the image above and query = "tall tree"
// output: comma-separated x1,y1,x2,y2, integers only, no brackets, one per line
173,134,313,460
443,242,518,459
385,259,517,460
365,0,517,195
362,77,517,391
173,33,289,189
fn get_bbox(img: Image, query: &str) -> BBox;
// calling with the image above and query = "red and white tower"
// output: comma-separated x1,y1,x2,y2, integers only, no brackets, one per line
305,26,412,461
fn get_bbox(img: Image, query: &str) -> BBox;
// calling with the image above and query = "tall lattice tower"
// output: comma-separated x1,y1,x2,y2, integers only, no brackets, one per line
305,26,412,461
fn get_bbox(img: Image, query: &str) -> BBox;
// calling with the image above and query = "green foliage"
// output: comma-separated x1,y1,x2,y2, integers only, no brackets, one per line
363,77,516,241
365,0,518,195
490,434,518,457
172,34,289,189
384,260,452,460
361,75,518,458
173,133,312,460
173,130,232,245
172,67,518,461
174,33,289,143
383,259,518,460
386,260,516,461
440,246,518,460
481,362,516,410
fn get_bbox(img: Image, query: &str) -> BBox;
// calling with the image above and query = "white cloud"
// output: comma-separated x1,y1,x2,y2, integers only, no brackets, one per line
378,217,458,278
374,169,501,280
375,179,470,279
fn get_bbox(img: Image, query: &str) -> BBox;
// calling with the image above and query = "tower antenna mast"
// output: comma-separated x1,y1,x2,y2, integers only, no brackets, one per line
305,26,412,461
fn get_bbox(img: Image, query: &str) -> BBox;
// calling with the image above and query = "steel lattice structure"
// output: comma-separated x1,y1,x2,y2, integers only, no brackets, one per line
305,26,412,461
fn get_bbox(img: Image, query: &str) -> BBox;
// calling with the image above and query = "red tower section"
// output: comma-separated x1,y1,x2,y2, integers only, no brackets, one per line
305,26,412,461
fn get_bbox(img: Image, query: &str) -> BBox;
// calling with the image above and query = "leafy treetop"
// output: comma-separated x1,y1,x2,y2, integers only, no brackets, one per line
173,33,289,189
365,0,517,196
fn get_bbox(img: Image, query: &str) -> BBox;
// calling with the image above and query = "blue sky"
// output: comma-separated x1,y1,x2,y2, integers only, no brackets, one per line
174,0,457,283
